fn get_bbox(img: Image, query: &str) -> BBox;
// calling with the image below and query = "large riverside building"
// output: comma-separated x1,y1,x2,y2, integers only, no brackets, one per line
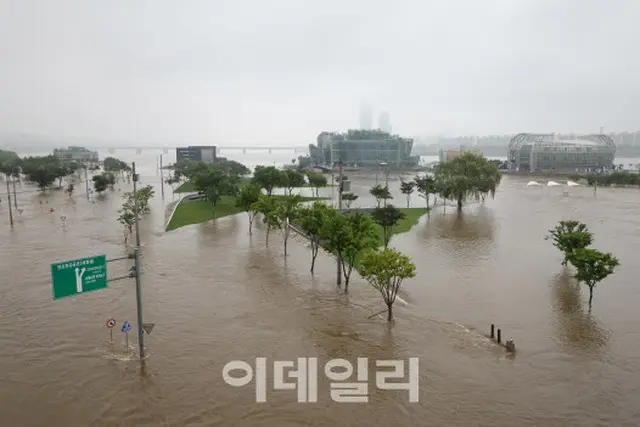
176,146,216,164
308,129,419,168
53,146,99,163
507,133,616,172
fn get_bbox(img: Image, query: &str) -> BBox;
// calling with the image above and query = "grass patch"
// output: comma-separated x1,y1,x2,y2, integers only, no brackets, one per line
166,195,323,231
174,179,334,193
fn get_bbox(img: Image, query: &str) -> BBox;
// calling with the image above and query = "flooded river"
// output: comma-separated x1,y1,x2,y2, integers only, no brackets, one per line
1,150,639,426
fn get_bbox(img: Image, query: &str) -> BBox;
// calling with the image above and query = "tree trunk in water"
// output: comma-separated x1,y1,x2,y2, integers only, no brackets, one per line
284,236,288,256
387,303,393,321
426,195,430,209
266,227,270,245
457,197,463,211
248,218,253,235
588,286,594,308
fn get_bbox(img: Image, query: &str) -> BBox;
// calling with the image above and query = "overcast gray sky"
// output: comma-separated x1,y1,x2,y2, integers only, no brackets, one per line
0,0,638,145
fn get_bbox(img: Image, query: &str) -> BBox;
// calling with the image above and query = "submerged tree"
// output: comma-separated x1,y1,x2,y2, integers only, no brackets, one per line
547,220,593,265
434,153,501,211
252,195,281,245
370,184,392,208
358,248,417,321
236,183,262,235
307,172,328,197
298,202,330,274
276,195,301,256
341,192,358,209
371,204,406,248
414,175,436,208
400,179,415,208
567,248,619,308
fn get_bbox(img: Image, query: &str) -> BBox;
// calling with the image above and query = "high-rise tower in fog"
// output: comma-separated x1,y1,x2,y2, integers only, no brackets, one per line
379,111,391,133
359,104,373,130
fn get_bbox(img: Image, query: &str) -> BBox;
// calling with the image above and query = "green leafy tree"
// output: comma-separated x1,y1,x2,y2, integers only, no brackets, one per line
194,166,235,210
252,166,282,196
283,169,306,195
252,194,281,244
370,184,392,208
92,174,109,194
298,202,331,274
21,155,60,191
371,204,406,248
321,210,379,291
341,192,358,209
276,195,301,256
118,185,155,239
357,248,417,321
400,179,415,208
103,157,130,174
567,248,619,308
547,220,593,265
413,175,436,208
435,152,502,211
236,183,262,234
307,172,328,197
215,159,250,180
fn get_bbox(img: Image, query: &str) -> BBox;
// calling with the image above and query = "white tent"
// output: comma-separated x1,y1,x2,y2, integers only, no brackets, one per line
527,181,541,187
547,180,561,187
566,180,580,187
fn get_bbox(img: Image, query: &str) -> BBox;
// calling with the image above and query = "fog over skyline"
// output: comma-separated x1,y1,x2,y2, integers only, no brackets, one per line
1,0,639,146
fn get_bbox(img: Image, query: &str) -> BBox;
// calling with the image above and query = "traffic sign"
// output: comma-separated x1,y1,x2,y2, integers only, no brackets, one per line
122,321,132,333
106,319,116,328
142,323,155,335
51,255,107,300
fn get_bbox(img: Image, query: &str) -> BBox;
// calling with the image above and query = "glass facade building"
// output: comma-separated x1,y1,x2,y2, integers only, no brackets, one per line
308,130,419,168
507,133,615,172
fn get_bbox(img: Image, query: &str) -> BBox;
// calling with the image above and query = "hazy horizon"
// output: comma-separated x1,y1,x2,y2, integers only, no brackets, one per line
1,0,639,146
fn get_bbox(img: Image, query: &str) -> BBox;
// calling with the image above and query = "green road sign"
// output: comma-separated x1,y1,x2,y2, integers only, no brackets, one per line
51,255,108,300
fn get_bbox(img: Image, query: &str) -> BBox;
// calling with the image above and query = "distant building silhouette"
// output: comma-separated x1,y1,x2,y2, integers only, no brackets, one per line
359,104,373,130
378,111,391,133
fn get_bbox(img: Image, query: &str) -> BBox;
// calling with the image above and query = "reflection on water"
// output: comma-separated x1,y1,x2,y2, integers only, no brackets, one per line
551,271,610,355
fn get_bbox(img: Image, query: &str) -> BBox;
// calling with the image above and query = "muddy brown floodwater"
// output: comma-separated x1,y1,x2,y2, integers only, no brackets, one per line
1,157,640,426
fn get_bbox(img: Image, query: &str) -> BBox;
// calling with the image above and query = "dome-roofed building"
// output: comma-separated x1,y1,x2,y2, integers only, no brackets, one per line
507,133,615,173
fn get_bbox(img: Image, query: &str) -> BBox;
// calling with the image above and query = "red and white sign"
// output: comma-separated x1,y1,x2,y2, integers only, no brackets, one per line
106,318,116,329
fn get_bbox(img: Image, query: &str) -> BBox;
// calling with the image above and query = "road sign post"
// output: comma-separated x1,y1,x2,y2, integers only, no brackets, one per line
122,321,132,350
51,255,108,299
106,318,116,342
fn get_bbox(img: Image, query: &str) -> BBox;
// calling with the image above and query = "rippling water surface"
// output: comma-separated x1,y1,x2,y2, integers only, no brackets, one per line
1,149,639,426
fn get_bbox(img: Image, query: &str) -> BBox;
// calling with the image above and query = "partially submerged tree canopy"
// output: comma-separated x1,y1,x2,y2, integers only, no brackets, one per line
567,248,619,308
357,248,416,321
435,153,501,210
548,220,593,265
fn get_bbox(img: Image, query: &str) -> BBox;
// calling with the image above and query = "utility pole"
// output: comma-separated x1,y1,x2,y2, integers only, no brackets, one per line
336,160,343,286
84,167,89,199
159,155,164,198
12,178,17,209
131,161,145,360
6,180,13,227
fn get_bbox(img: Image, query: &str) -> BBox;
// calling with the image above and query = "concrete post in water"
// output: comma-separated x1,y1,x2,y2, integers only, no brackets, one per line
6,180,13,227
132,162,141,248
134,247,145,360
505,339,516,353
490,324,495,339
336,160,343,286
12,179,17,209
497,329,502,344
84,167,89,199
